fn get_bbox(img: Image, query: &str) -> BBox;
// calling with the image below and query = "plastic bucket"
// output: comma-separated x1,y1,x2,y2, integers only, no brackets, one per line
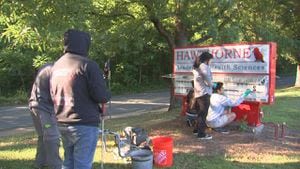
131,149,153,169
152,136,173,167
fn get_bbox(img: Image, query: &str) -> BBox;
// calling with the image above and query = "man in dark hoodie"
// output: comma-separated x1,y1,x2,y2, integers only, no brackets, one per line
50,29,111,169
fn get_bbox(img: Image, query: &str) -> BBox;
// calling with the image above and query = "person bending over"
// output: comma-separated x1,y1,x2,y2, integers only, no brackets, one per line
29,63,62,169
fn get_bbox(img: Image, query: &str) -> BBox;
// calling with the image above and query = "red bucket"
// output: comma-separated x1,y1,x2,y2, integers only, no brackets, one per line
152,136,173,167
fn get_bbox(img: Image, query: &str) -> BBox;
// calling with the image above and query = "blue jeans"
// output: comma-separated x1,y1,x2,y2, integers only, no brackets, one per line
59,125,99,169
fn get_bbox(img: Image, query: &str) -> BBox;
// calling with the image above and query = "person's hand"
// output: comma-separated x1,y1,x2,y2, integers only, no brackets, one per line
242,89,252,98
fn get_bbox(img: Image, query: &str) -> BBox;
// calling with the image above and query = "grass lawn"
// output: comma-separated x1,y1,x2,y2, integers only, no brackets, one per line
0,87,299,169
262,87,300,130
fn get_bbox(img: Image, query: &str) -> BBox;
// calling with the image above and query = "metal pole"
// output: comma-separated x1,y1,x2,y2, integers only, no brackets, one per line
100,59,111,169
101,103,105,169
104,59,112,119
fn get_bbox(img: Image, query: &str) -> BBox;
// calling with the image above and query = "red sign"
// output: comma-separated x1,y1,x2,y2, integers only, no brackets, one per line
173,42,277,104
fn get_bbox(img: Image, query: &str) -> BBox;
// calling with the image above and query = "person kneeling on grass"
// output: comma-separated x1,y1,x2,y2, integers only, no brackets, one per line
206,82,252,134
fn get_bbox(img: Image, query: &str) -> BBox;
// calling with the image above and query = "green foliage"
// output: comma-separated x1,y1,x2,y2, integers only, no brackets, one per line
0,89,28,106
0,48,35,95
276,57,297,75
32,54,52,68
0,0,299,97
239,120,249,132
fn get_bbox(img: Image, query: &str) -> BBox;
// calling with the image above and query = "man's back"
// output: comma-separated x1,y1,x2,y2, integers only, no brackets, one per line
29,63,53,112
50,30,110,126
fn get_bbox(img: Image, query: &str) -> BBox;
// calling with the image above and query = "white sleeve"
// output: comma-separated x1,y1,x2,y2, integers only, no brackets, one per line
219,95,244,107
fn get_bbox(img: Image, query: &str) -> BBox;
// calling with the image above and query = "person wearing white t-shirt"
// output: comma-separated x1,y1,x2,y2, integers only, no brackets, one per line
206,82,252,134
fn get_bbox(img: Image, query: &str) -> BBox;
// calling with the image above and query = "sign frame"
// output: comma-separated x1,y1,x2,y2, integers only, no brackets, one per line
173,42,277,105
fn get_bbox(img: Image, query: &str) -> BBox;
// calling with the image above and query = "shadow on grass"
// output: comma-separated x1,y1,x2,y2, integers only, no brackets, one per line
169,153,300,169
1,153,299,169
0,159,36,169
0,159,131,169
0,142,36,151
0,134,37,151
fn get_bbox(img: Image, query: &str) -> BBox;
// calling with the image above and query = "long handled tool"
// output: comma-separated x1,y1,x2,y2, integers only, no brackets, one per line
100,103,106,169
101,59,112,169
104,59,112,119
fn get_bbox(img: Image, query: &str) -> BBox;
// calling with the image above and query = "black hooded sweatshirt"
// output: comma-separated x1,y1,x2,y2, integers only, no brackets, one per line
50,29,110,126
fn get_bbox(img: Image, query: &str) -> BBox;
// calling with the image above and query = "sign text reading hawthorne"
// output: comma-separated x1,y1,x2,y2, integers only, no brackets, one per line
174,44,270,74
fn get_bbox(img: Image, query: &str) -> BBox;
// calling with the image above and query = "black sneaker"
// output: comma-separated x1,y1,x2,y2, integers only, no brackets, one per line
213,127,229,134
193,129,198,135
197,134,212,140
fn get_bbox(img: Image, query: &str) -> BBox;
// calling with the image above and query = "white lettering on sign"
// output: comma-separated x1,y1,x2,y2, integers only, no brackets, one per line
213,74,269,102
173,43,276,104
211,62,267,73
174,74,269,102
174,44,270,73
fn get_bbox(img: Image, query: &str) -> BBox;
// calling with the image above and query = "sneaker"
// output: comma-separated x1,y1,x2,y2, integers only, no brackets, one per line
193,129,198,135
197,134,212,140
213,127,229,134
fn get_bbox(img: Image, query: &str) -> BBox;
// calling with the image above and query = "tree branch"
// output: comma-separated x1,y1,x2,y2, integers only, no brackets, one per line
150,16,175,49
89,11,135,19
192,34,212,45
142,2,175,49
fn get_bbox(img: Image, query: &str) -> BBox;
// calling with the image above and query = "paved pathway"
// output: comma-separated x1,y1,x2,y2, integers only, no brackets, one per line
0,75,296,137
275,75,296,89
0,91,170,137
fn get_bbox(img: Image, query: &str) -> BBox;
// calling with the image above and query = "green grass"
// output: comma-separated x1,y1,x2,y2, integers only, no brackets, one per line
0,87,300,169
262,87,300,130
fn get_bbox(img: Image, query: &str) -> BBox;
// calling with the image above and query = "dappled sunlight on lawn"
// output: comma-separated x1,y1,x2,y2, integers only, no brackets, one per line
1,87,300,168
275,87,300,97
226,142,300,164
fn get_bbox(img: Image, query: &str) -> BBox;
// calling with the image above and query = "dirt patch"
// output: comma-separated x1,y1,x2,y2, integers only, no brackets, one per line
148,117,300,158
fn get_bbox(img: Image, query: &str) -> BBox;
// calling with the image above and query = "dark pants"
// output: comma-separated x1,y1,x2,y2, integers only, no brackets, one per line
195,94,210,137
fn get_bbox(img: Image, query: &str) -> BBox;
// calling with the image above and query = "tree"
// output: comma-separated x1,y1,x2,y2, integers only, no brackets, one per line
1,0,298,101
277,0,300,86
109,0,243,110
95,0,300,109
0,0,95,93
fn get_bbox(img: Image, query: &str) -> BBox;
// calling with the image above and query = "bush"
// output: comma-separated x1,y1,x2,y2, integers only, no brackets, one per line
0,90,28,106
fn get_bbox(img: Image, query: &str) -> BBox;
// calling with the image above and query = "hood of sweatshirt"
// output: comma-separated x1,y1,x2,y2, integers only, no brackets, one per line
63,29,91,57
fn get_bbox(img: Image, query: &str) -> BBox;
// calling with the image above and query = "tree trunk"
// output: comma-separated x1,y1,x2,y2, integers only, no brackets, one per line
168,78,177,111
167,20,189,111
167,24,188,111
295,64,300,87
149,2,189,111
139,65,142,84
